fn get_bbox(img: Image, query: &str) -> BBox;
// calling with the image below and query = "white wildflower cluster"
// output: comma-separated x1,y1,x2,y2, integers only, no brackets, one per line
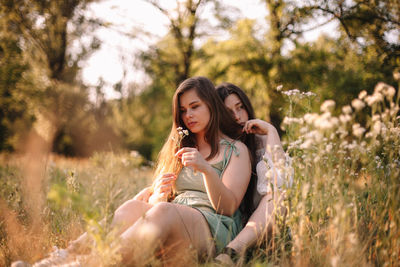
320,100,336,113
283,81,399,172
282,88,317,99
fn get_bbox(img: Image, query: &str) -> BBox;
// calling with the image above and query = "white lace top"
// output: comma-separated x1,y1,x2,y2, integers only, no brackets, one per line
254,135,293,196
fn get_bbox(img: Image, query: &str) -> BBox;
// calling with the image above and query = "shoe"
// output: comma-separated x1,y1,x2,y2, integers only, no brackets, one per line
32,246,71,267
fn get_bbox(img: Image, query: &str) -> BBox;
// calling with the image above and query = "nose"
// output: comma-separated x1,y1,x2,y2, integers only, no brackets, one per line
233,111,240,122
186,109,193,118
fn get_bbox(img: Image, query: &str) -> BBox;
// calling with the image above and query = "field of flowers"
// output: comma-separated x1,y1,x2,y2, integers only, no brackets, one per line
0,81,399,266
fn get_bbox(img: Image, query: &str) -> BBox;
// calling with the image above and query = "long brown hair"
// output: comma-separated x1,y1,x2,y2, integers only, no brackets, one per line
153,77,243,179
216,82,258,219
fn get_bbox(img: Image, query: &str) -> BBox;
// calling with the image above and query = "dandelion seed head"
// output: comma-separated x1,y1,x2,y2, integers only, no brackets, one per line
352,123,365,138
342,105,352,114
374,82,386,93
340,114,352,124
304,113,319,125
372,121,381,136
300,139,313,149
351,99,365,111
320,100,335,113
358,90,367,100
384,86,396,100
394,71,400,81
365,93,383,106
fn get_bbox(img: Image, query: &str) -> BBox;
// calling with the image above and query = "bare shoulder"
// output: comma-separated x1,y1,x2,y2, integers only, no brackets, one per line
220,136,249,157
233,140,248,153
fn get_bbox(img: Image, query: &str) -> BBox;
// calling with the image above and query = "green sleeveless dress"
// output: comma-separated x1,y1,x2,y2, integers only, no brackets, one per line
172,139,243,253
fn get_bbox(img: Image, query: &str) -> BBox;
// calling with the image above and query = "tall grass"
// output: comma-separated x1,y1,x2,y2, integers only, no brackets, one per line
0,80,399,266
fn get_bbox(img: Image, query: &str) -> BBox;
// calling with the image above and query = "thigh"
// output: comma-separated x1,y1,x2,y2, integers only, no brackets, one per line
148,203,216,258
113,199,153,231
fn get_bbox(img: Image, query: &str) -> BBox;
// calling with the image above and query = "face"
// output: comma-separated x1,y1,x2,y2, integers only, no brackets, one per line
224,93,249,125
179,89,211,135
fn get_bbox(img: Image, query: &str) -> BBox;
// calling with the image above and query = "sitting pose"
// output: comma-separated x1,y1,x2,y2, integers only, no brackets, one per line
215,82,293,264
12,77,253,267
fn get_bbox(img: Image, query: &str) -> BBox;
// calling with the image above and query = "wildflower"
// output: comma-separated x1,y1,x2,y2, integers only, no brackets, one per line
372,121,381,136
325,143,333,152
384,85,396,100
339,114,352,124
358,90,367,99
315,113,337,130
304,113,319,125
282,89,300,96
372,115,380,122
374,82,386,93
365,93,384,106
352,123,365,138
304,91,317,97
282,116,304,125
351,99,365,111
320,100,335,113
276,84,283,91
394,71,400,81
299,139,313,149
342,105,352,114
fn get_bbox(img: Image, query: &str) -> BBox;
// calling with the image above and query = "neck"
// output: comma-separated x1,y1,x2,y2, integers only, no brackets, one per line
195,131,221,159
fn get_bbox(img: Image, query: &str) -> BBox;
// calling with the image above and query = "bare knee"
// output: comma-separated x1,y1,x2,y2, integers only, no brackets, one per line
114,199,147,225
148,202,176,219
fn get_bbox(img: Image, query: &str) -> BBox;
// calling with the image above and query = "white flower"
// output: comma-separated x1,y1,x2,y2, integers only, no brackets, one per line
365,93,384,106
351,99,365,111
339,114,352,124
320,100,336,113
282,116,304,125
384,86,396,100
304,113,319,125
372,115,380,122
358,90,367,99
304,91,317,97
342,105,352,114
372,121,381,136
276,85,283,91
352,123,365,138
394,71,400,81
374,82,386,93
300,139,313,149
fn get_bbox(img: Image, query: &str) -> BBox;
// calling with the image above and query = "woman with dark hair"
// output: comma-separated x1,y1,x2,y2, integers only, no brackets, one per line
215,82,293,264
13,77,253,267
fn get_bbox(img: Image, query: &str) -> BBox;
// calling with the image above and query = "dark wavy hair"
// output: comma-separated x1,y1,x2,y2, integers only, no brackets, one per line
216,82,258,219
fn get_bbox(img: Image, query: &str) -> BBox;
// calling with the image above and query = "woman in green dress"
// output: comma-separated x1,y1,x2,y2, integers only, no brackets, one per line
13,76,254,267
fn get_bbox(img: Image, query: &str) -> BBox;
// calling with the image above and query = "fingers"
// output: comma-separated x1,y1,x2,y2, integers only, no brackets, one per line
175,147,197,157
154,173,176,188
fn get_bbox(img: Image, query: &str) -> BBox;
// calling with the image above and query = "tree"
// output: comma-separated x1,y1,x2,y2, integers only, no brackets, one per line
0,0,110,155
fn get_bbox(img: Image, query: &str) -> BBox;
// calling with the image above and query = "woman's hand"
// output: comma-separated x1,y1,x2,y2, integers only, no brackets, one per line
243,119,272,135
148,173,176,205
175,147,209,173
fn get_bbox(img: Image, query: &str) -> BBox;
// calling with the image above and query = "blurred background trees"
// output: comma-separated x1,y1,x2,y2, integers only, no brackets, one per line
1,0,398,160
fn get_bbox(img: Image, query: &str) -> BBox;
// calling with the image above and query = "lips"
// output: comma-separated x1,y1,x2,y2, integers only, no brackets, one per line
187,121,197,128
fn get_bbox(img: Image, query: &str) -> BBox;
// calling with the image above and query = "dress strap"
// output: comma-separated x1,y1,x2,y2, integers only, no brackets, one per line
220,139,240,174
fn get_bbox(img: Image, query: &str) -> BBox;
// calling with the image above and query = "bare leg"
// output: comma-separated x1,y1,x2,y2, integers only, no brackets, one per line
215,192,286,263
68,199,153,253
117,202,215,266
